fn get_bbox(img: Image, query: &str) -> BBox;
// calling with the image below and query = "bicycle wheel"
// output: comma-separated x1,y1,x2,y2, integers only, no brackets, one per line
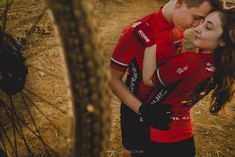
0,0,111,156
47,0,111,156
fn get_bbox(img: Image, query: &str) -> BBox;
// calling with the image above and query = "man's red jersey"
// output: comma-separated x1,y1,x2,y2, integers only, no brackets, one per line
148,50,216,143
110,8,184,102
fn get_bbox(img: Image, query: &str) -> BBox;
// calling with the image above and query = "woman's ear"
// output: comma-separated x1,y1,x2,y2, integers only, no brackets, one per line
219,40,226,47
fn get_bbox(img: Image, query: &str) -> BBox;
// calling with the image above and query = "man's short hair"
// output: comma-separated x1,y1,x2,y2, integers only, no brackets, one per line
184,0,223,11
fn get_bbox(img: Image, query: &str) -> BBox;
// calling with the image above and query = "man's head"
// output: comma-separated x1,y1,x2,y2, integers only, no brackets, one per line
170,0,223,31
184,0,223,11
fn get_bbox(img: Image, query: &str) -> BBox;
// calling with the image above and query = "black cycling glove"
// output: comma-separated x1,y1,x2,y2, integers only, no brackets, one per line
138,103,172,130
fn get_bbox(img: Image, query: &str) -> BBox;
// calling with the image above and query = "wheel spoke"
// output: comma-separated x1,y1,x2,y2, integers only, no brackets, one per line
1,100,34,156
8,97,19,157
0,121,17,155
0,124,8,156
20,93,51,156
24,88,67,114
1,0,13,31
21,92,67,139
1,96,53,156
0,99,20,156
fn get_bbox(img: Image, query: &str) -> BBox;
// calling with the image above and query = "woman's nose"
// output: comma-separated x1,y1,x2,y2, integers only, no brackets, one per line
192,21,201,28
193,25,202,33
192,18,204,28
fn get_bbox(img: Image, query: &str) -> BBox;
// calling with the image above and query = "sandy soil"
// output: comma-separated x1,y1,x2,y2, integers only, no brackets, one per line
0,0,70,156
0,0,234,157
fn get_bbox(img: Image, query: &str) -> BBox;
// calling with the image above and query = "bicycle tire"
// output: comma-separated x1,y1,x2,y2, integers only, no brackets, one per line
47,0,111,157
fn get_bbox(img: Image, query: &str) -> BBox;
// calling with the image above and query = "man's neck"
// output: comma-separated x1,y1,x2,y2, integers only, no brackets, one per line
162,0,176,24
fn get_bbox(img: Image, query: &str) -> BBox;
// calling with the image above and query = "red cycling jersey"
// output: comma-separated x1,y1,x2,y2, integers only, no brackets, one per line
110,8,184,101
148,50,216,143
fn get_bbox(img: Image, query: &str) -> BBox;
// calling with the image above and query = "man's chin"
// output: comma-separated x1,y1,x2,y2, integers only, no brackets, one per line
179,27,187,32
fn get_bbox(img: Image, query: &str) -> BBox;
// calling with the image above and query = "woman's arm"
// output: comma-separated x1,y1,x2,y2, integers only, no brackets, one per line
142,44,157,87
143,51,200,87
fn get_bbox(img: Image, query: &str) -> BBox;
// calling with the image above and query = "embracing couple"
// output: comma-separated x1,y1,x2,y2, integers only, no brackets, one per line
109,0,235,157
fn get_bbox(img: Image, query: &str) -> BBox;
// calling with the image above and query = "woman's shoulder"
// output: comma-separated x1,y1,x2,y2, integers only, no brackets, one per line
177,51,202,69
180,51,200,60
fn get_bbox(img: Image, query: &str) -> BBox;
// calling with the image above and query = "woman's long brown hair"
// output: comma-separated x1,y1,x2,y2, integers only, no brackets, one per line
210,8,235,113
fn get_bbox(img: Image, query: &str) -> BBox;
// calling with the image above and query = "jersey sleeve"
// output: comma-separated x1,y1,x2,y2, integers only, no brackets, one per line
132,21,155,47
155,29,184,65
151,52,200,86
110,26,143,72
169,27,184,54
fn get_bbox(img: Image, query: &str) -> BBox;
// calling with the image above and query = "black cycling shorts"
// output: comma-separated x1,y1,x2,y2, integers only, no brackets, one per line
120,103,149,156
144,136,196,157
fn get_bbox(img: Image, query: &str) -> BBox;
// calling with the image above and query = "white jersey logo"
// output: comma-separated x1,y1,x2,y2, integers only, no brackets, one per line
137,30,150,43
176,65,189,75
206,63,215,72
131,21,142,28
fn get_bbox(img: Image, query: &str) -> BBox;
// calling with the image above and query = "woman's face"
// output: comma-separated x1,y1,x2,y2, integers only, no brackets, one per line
193,11,224,51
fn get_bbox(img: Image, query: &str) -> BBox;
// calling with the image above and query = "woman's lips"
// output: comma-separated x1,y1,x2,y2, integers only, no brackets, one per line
194,35,200,40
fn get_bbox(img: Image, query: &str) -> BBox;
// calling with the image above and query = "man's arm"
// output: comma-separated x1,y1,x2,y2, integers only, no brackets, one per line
109,67,141,113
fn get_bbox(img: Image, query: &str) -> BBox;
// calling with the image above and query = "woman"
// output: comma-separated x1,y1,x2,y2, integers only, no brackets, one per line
141,8,235,157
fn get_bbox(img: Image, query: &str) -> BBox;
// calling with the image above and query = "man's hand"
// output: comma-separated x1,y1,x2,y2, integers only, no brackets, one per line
138,103,172,130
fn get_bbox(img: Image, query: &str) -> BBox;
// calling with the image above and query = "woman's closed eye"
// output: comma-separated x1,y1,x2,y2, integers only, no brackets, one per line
204,22,215,31
193,15,203,21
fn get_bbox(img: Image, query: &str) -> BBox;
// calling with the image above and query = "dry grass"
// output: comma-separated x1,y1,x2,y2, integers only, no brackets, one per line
0,0,234,157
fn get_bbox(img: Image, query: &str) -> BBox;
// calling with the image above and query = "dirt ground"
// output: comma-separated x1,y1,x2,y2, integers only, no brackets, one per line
0,0,234,157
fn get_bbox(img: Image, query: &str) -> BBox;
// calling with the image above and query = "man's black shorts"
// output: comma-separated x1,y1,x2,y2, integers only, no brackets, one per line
120,103,149,156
